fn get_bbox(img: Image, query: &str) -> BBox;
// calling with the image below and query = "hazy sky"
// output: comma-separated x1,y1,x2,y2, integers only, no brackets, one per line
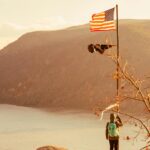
0,0,150,48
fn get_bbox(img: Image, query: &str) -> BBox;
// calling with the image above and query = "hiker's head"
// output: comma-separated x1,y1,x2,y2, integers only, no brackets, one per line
110,113,115,122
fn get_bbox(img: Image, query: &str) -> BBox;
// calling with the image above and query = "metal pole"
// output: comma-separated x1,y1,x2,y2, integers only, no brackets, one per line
116,5,120,109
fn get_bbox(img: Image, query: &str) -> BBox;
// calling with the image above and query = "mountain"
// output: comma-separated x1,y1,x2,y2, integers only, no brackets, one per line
0,19,150,112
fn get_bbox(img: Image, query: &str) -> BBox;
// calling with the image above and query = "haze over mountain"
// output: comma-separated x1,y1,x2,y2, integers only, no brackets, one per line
0,20,150,112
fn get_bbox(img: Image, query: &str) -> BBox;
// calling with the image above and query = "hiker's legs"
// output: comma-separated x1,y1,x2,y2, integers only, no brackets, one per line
109,140,114,150
114,140,119,150
109,140,119,150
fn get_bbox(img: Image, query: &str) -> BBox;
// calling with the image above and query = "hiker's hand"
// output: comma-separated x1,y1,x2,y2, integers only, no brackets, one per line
116,115,120,119
116,115,121,120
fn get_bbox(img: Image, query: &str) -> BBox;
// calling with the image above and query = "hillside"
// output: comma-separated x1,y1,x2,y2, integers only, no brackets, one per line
0,19,150,112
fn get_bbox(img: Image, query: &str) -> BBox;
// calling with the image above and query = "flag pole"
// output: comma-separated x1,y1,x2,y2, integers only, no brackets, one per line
116,4,120,111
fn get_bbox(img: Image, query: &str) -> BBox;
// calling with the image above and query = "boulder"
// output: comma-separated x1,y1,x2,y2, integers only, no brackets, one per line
36,145,68,150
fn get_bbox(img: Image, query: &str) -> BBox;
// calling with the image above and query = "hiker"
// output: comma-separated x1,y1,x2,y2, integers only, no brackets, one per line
106,113,123,150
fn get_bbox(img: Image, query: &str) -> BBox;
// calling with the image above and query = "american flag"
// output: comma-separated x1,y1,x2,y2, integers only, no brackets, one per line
90,8,115,32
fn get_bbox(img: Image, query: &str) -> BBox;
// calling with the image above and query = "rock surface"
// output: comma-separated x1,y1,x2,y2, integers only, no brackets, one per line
36,145,68,150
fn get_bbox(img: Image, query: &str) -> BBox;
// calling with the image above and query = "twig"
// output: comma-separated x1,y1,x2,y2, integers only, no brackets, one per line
139,144,150,150
121,96,143,102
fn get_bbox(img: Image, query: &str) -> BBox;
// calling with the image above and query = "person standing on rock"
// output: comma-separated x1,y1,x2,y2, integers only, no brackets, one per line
106,113,123,150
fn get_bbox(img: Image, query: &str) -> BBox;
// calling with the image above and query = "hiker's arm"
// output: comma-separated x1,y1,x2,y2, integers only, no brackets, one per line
105,123,109,140
116,115,123,127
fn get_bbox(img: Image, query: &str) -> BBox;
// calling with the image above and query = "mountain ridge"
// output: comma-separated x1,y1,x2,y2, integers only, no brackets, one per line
0,19,149,112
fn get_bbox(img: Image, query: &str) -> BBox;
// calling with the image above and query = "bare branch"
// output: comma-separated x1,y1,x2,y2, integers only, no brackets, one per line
140,144,150,150
112,110,150,137
109,54,150,112
121,96,143,102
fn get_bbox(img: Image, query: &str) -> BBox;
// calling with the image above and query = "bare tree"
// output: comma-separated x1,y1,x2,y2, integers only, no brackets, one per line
94,52,150,149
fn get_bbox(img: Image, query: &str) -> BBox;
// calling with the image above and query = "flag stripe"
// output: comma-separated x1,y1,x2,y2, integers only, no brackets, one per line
90,21,114,26
90,25,115,30
90,8,115,32
90,28,115,32
92,16,104,19
90,22,115,31
90,24,115,28
92,12,105,17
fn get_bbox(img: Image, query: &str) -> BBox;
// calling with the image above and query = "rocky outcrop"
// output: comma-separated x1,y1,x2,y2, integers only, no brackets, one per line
36,145,68,150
